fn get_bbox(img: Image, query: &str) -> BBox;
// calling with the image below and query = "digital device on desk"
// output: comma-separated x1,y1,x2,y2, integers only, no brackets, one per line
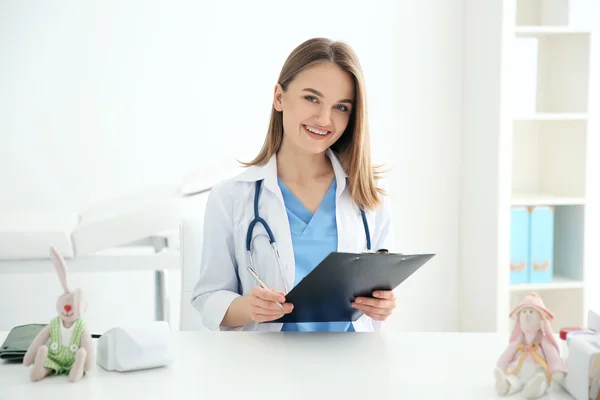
274,252,435,323
96,321,172,372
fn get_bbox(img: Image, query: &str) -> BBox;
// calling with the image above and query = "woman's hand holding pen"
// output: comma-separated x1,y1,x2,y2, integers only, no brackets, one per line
351,290,396,321
247,287,293,323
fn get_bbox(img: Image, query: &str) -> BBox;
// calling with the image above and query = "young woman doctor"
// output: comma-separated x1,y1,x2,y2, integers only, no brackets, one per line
191,37,396,332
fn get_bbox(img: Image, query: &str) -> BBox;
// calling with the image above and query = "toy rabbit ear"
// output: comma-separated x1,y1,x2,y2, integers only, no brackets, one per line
74,288,86,315
509,317,522,344
542,319,559,350
50,246,70,293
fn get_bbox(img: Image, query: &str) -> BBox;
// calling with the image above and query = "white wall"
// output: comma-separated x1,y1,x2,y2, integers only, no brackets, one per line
383,3,463,332
0,0,464,333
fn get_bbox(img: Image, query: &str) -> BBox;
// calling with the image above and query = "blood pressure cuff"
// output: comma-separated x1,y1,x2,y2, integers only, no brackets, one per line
0,323,46,361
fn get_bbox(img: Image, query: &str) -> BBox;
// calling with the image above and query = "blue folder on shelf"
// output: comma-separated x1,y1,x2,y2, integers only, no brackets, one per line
530,206,554,284
510,207,530,284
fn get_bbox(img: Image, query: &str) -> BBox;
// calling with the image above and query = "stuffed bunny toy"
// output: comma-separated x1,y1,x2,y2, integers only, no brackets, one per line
23,246,95,382
494,292,567,398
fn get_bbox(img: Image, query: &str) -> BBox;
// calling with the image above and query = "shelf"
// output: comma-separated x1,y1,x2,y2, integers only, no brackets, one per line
510,275,584,291
515,0,596,30
512,119,587,198
511,33,590,114
511,194,585,206
554,205,585,280
461,0,594,334
516,0,569,26
516,26,591,37
538,33,590,114
513,113,588,121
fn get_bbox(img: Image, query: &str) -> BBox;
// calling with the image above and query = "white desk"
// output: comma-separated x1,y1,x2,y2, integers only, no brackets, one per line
0,331,574,400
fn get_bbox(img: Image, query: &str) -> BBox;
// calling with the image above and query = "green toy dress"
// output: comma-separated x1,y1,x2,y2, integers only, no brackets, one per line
43,316,86,375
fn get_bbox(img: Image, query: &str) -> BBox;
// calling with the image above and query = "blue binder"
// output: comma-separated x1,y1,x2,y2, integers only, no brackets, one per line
530,206,554,283
510,207,530,284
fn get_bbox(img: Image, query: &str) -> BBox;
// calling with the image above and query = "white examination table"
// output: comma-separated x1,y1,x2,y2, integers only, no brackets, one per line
0,180,214,324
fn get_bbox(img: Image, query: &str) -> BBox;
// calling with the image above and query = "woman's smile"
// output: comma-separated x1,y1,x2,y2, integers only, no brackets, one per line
303,124,332,140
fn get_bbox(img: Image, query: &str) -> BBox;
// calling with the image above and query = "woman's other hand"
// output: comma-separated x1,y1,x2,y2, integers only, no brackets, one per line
351,290,396,321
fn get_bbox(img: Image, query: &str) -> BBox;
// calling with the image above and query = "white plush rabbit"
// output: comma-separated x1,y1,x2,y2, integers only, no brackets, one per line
494,292,566,398
23,246,95,382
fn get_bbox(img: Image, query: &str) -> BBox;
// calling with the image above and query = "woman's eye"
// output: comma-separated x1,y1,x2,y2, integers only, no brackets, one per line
336,105,349,112
304,95,317,103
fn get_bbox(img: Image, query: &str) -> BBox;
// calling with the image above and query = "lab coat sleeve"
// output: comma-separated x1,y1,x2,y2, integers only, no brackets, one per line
191,181,242,331
369,178,395,332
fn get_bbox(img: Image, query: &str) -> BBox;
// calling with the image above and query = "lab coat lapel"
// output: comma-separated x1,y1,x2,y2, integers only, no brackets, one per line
326,150,361,253
336,194,360,253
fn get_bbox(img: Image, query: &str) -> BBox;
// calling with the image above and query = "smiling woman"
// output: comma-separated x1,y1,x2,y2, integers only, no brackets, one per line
191,37,395,333
242,37,383,211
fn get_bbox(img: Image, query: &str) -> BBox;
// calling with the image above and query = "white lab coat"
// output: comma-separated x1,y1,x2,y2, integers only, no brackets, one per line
191,148,394,332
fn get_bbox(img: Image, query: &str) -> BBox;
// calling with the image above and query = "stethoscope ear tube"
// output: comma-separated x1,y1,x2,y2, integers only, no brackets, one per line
360,206,371,251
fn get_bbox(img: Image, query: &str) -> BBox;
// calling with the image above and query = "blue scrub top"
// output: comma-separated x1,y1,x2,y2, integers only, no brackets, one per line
278,177,354,332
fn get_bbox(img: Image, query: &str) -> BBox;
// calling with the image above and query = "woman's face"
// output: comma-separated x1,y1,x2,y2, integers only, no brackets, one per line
274,62,354,156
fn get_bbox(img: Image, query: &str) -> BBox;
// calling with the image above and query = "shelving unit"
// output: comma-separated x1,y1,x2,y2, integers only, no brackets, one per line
461,0,600,333
513,113,588,121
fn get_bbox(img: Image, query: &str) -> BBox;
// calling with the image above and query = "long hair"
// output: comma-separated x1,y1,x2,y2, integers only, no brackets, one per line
241,37,386,210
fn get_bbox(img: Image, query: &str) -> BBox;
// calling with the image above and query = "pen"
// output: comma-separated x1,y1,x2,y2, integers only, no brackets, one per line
247,266,284,309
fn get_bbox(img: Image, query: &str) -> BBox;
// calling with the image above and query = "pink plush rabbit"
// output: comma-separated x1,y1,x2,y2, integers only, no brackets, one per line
494,292,567,398
23,246,95,382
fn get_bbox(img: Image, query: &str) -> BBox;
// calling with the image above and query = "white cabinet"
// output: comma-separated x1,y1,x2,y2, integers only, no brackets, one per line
461,0,600,333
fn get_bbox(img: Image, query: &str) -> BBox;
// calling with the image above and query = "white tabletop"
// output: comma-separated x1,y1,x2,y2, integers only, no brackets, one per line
0,331,574,400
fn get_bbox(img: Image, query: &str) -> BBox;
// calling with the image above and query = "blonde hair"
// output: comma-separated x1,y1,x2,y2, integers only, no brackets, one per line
241,37,386,210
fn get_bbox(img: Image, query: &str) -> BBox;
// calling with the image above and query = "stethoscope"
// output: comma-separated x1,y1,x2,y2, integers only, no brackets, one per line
245,179,371,293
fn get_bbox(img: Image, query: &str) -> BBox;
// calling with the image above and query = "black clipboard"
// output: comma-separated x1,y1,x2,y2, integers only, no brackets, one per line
273,252,435,323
